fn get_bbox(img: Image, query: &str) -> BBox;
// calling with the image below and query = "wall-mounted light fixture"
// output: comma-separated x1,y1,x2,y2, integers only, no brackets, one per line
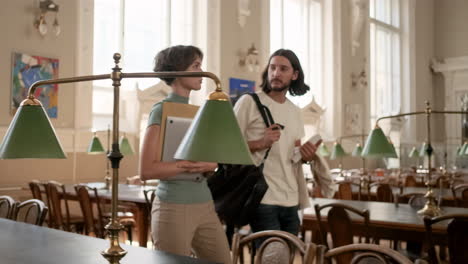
34,0,60,37
239,43,259,72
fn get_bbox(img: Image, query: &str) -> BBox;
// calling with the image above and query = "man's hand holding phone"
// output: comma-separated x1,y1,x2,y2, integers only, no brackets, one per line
262,124,282,148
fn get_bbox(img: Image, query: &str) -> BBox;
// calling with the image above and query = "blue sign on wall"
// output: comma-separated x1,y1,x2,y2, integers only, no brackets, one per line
229,78,255,105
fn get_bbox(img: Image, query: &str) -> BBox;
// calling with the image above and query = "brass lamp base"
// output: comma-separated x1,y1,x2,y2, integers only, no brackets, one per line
101,223,127,264
417,187,442,217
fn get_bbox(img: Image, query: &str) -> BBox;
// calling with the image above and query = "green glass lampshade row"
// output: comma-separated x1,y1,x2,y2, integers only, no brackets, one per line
330,142,347,160
119,136,134,155
361,127,397,159
317,143,330,157
460,142,468,156
0,105,66,159
419,142,428,157
351,144,362,157
87,135,105,154
455,145,462,156
174,100,254,165
408,146,419,158
389,142,399,158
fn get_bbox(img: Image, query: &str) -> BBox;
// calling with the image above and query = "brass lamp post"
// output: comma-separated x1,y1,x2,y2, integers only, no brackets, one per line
362,101,468,217
0,53,253,263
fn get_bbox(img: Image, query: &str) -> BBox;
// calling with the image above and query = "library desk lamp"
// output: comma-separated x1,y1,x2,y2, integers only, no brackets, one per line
361,101,468,217
330,141,347,175
0,53,253,264
317,143,330,157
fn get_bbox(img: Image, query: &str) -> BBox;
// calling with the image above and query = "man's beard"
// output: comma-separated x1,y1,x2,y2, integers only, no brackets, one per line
268,79,290,92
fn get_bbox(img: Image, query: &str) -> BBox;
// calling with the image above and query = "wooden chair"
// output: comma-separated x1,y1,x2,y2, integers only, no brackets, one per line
28,180,52,226
452,183,468,207
143,189,157,246
373,183,394,202
28,180,44,200
75,185,135,243
231,230,315,264
336,181,353,200
424,214,468,264
74,185,106,238
46,181,84,232
12,199,48,226
404,174,418,187
314,203,370,264
316,243,413,264
0,195,17,219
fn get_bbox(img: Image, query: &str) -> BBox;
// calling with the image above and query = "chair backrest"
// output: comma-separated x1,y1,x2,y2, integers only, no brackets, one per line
374,183,393,202
0,195,17,219
424,214,468,264
316,243,413,264
314,203,370,264
404,174,418,187
452,183,468,207
336,181,353,200
406,193,426,209
143,189,156,208
13,199,48,226
231,230,315,264
74,184,105,238
46,181,72,231
29,180,43,200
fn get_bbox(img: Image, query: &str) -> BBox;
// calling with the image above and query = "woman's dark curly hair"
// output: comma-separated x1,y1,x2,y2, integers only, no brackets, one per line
260,49,309,96
153,45,203,85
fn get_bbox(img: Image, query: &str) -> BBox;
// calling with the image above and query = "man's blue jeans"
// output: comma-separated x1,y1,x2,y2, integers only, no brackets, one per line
249,204,300,248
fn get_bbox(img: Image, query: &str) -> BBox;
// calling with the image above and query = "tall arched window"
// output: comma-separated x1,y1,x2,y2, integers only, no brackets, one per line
270,0,324,108
369,0,401,125
92,0,207,131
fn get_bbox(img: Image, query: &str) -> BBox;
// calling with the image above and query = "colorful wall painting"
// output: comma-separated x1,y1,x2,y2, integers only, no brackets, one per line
11,52,59,118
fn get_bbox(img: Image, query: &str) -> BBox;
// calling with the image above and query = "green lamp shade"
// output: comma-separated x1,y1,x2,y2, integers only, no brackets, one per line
330,142,347,160
318,143,330,157
361,127,397,159
119,136,134,155
174,100,253,165
419,142,428,157
0,105,66,159
459,142,468,156
352,144,362,157
389,142,398,158
408,146,419,158
87,135,105,154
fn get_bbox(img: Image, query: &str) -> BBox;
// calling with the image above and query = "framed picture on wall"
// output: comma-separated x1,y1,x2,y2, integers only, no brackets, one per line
11,52,59,118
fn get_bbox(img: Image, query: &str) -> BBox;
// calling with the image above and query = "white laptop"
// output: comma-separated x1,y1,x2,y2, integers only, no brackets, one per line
161,116,203,182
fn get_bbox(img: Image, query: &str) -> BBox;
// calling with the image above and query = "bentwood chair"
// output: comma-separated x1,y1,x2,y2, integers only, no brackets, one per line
336,181,353,200
423,214,468,264
0,195,17,219
12,199,48,226
452,183,468,207
231,230,315,264
314,203,371,264
46,181,84,232
74,185,106,238
28,180,52,226
75,184,135,243
316,243,413,264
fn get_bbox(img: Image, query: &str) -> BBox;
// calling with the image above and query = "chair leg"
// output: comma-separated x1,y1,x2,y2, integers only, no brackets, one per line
126,225,132,245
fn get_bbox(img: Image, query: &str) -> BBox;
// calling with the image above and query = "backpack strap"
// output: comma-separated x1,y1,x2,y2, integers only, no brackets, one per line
248,93,275,161
248,93,275,127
